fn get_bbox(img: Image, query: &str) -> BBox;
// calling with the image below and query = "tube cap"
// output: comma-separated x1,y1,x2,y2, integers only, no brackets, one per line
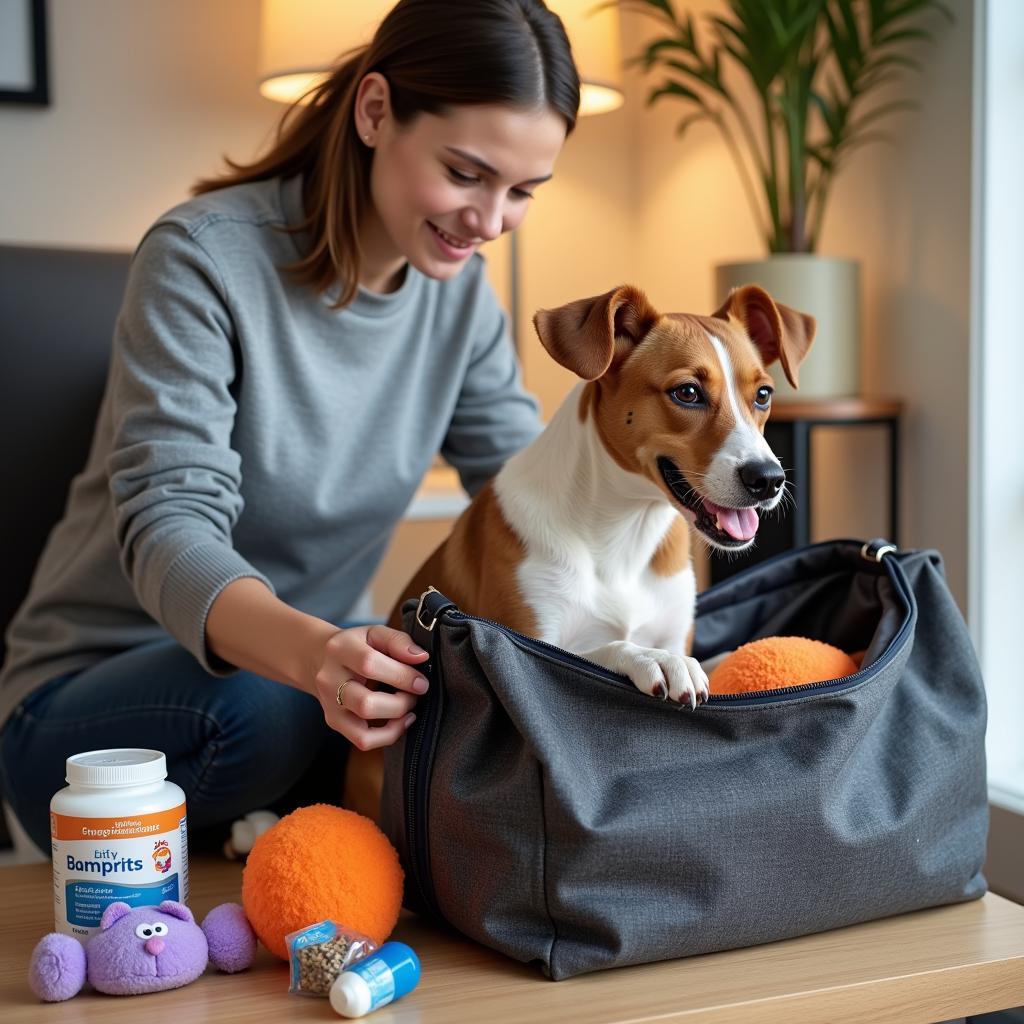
330,972,371,1018
66,749,168,787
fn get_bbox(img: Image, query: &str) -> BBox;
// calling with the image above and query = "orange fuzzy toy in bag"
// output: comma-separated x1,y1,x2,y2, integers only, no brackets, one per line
709,636,860,694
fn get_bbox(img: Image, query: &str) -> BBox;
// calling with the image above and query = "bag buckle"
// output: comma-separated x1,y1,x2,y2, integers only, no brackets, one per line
416,586,441,632
861,538,898,562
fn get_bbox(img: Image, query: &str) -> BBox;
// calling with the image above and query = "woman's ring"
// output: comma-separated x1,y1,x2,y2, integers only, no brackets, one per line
336,679,355,708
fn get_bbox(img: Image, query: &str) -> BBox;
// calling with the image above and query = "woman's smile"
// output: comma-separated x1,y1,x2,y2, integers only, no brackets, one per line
427,221,477,259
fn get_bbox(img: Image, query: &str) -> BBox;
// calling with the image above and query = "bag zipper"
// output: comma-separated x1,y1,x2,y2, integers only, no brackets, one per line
442,610,887,705
403,653,444,920
442,546,914,707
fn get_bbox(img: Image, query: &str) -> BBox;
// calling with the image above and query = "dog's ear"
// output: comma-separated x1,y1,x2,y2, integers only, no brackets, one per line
533,285,661,381
712,285,816,388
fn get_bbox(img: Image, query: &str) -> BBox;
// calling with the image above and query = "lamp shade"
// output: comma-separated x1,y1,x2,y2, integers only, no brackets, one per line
548,0,623,115
258,0,623,115
258,0,391,104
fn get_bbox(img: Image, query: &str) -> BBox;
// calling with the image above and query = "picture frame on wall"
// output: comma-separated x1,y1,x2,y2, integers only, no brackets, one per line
0,0,48,106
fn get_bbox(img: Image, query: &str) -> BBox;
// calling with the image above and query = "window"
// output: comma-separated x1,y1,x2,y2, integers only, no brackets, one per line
969,0,1024,814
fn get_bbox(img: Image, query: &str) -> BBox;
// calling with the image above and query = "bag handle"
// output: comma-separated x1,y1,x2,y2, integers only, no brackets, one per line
411,587,457,657
861,538,898,562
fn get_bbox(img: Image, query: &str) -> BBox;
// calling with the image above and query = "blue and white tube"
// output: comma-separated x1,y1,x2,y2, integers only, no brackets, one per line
329,941,421,1018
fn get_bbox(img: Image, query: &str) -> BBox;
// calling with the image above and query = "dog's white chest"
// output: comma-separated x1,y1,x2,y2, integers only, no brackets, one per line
516,555,696,655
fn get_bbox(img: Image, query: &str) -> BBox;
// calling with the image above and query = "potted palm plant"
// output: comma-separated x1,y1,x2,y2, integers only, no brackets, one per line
622,0,951,397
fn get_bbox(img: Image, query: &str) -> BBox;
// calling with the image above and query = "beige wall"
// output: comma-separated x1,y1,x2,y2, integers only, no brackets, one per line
0,0,974,608
0,0,273,248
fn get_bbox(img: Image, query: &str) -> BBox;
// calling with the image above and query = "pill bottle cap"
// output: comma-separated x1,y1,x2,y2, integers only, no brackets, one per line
66,749,168,787
330,972,371,1017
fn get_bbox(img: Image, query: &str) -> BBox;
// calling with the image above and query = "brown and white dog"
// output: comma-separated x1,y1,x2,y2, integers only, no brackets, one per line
388,284,815,707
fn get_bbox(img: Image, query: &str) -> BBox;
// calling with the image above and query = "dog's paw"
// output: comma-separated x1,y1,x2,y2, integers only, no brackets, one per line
588,642,709,708
634,650,708,709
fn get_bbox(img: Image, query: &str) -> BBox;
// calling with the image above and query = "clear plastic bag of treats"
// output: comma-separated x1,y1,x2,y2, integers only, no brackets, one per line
285,920,378,996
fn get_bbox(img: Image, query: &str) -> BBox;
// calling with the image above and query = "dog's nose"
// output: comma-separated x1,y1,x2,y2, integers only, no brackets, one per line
739,461,785,500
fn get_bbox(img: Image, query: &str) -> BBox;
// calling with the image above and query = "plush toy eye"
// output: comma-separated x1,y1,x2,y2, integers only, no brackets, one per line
151,922,169,936
135,923,156,938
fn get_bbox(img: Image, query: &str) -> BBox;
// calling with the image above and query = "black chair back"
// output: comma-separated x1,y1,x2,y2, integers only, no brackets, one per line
0,245,131,664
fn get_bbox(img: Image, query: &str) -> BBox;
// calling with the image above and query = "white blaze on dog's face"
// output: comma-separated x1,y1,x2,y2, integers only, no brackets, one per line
533,285,816,551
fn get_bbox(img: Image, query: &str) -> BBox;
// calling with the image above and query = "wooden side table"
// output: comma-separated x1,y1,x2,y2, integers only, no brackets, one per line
711,396,903,584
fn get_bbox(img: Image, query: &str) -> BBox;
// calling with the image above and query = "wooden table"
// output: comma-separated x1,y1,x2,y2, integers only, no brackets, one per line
3,857,1024,1023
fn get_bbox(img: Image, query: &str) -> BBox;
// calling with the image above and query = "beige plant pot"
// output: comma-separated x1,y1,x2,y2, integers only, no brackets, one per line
715,254,860,399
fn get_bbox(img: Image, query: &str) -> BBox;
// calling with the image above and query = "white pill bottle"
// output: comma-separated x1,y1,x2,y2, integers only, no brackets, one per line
50,748,188,939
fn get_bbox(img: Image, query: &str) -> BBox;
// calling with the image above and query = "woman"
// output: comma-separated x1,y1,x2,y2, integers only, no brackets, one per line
0,0,579,853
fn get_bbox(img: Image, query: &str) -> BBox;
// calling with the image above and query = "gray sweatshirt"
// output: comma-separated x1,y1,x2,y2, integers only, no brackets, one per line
0,174,542,726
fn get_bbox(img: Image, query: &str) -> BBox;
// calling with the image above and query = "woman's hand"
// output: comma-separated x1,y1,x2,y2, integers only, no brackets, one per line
314,624,430,750
206,580,429,752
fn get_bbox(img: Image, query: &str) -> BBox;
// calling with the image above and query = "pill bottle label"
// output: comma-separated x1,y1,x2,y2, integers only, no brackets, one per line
352,955,397,1008
50,804,188,939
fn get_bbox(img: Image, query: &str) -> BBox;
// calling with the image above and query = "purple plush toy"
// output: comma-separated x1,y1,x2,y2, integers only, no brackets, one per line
28,900,256,1001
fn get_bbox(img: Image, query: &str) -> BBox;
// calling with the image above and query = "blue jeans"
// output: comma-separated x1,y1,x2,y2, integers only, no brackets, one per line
0,638,350,855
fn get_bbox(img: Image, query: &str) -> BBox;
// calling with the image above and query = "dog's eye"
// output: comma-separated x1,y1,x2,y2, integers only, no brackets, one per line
669,383,704,407
754,385,773,410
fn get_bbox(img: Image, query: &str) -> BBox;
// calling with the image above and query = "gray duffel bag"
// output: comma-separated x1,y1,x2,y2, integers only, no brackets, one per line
381,539,989,980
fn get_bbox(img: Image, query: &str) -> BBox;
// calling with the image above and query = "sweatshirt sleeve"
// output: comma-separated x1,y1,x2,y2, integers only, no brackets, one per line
106,222,273,673
440,267,543,497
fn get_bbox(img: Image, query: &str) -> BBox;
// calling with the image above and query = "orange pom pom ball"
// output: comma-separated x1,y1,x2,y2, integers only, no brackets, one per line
241,804,403,960
709,636,858,694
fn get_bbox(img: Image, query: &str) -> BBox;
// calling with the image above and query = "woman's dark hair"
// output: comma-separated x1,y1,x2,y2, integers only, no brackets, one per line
193,0,580,308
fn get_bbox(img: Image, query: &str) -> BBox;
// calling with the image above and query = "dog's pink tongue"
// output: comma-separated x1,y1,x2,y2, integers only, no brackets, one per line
705,501,759,541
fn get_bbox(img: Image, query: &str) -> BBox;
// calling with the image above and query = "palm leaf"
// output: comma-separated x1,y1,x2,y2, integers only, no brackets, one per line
833,130,897,155
846,98,920,134
875,28,933,46
632,38,690,70
661,58,729,96
865,53,924,73
808,90,842,137
675,112,710,138
857,68,910,93
597,0,676,25
647,81,703,106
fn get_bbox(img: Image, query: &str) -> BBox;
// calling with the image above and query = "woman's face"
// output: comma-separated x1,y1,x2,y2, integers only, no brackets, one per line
356,76,567,287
